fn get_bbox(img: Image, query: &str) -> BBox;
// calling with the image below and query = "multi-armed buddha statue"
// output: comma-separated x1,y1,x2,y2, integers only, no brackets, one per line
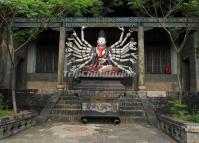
65,26,137,77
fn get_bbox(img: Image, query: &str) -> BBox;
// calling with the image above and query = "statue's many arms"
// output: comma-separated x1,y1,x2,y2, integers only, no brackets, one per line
65,26,137,75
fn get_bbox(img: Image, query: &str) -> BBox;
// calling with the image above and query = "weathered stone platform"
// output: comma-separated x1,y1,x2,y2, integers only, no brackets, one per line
48,91,147,123
1,122,176,143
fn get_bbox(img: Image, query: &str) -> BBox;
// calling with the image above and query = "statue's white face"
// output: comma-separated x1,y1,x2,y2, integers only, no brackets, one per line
97,37,106,45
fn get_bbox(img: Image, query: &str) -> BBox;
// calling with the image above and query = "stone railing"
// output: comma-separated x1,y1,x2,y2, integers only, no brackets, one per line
158,115,199,143
0,111,37,139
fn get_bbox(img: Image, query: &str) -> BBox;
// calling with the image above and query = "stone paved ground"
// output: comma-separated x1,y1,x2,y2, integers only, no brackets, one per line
1,122,176,143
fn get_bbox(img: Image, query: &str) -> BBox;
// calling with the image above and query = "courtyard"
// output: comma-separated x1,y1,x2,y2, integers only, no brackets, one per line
1,122,176,143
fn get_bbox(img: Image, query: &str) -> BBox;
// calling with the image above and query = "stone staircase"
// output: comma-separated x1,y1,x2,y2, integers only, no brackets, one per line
48,91,147,123
49,93,81,122
119,92,146,123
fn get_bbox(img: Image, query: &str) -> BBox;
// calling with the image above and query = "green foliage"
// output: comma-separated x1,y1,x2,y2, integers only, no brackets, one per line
0,0,103,19
0,110,13,117
127,0,149,9
0,93,5,110
48,0,103,16
0,0,103,43
0,93,13,118
181,0,199,16
168,99,188,119
13,28,40,43
190,111,199,123
126,0,199,17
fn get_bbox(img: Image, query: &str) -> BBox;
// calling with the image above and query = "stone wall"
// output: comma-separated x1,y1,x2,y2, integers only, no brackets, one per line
158,115,199,143
14,93,51,113
145,74,178,91
0,111,37,139
147,96,170,114
0,89,51,113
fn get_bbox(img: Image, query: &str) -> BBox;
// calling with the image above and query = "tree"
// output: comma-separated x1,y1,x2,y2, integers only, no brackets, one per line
125,0,199,95
0,0,103,114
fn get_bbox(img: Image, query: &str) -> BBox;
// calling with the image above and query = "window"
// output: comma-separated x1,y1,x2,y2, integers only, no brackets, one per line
36,30,59,73
145,46,170,74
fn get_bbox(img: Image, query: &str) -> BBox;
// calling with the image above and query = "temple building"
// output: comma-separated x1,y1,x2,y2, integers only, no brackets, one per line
0,17,199,93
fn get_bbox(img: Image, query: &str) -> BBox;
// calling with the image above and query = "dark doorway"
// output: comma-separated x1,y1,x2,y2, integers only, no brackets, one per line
16,58,26,89
182,58,190,91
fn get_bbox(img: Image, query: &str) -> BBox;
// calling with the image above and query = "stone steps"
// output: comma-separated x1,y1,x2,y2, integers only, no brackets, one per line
55,104,81,109
48,92,147,123
119,110,145,117
120,106,144,110
120,117,147,123
57,100,81,104
51,109,81,115
59,96,80,100
120,102,143,106
48,115,81,122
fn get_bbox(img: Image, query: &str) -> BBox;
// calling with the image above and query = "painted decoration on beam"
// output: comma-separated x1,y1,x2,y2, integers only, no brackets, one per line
65,26,137,77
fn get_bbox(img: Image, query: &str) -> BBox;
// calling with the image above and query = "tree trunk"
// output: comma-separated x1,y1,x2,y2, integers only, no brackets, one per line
11,63,17,114
177,52,182,101
8,29,17,114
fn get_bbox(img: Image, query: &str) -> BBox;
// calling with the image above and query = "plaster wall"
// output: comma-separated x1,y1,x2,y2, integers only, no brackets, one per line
26,73,58,90
145,74,178,91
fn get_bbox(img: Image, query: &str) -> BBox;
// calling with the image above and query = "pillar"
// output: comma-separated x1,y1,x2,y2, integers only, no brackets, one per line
138,26,146,90
57,27,65,90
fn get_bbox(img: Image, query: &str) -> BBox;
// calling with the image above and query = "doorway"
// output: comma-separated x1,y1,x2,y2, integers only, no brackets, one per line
182,58,190,91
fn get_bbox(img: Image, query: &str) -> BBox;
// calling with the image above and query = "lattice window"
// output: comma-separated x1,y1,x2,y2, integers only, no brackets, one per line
145,46,170,74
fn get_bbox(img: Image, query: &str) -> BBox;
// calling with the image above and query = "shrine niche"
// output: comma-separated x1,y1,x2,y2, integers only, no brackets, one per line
65,26,137,78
